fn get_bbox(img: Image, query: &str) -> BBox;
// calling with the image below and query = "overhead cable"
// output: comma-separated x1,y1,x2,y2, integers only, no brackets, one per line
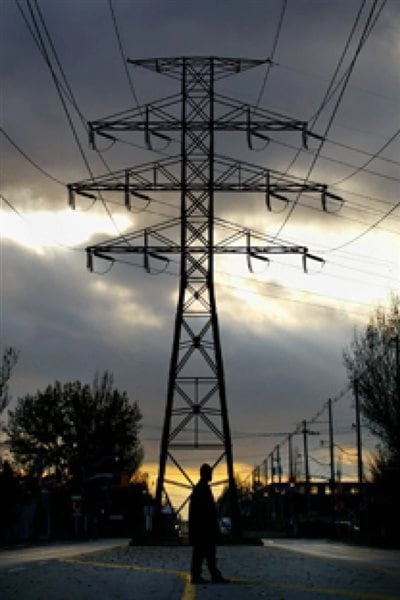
278,0,368,180
20,0,131,239
0,127,65,185
16,0,163,222
328,198,400,252
274,0,387,238
23,0,94,182
255,0,287,107
108,0,141,110
331,127,400,186
326,134,400,170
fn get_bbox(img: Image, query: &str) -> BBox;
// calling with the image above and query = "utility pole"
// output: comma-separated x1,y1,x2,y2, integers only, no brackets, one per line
270,452,275,484
252,465,261,491
328,398,335,488
354,379,363,485
263,458,269,485
302,420,310,484
301,419,319,484
68,56,342,534
328,398,336,530
276,444,282,484
288,433,294,482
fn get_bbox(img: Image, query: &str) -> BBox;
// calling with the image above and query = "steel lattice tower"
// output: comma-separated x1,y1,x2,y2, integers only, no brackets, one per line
68,57,342,532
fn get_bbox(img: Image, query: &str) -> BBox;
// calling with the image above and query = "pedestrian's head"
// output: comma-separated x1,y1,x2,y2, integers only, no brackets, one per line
200,463,212,482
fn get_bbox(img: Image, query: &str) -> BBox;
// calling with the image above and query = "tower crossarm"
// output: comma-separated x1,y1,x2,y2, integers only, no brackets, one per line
88,93,182,148
89,100,316,150
86,218,323,275
127,56,271,80
68,154,343,212
88,94,321,153
89,244,309,256
214,93,313,146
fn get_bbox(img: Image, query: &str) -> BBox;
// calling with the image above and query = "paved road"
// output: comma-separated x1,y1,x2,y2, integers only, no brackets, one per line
262,538,400,572
1,539,399,599
0,538,127,569
0,539,181,600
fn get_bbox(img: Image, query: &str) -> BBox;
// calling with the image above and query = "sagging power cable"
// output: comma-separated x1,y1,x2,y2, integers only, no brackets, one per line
273,0,387,239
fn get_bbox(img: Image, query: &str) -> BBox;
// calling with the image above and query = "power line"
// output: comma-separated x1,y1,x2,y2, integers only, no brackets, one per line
331,127,400,186
24,0,394,202
0,126,177,221
294,193,399,237
4,134,393,279
325,133,400,171
255,0,287,107
0,127,65,185
328,198,400,252
80,109,400,189
215,217,398,283
261,131,400,189
98,245,398,301
21,115,395,256
334,196,400,220
32,0,88,126
218,281,375,318
11,2,396,261
3,182,395,290
277,62,399,106
308,1,382,126
222,78,399,169
276,0,368,181
331,185,398,211
104,251,385,317
17,0,136,241
14,1,129,188
108,0,141,110
22,0,93,180
317,247,397,270
15,0,82,118
7,7,396,298
274,0,387,238
0,192,25,219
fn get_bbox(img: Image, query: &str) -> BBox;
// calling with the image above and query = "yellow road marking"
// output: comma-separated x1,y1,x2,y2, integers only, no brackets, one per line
63,557,399,600
63,558,195,600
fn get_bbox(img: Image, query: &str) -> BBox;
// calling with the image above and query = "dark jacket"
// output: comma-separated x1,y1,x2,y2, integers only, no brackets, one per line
188,479,219,545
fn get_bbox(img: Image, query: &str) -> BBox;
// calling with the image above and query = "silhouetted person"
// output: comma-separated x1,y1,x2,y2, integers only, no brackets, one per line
188,463,228,584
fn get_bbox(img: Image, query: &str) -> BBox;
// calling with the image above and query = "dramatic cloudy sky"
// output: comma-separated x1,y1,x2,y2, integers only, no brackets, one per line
1,0,399,503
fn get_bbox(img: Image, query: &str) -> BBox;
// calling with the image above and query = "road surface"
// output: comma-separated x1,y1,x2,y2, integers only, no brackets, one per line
1,538,399,599
262,538,400,572
0,538,127,569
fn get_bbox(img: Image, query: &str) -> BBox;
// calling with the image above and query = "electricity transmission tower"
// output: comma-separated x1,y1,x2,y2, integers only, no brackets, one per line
68,56,342,532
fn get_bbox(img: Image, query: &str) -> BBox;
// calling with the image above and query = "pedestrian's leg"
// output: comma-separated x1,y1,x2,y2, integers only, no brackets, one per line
191,544,205,582
205,544,223,581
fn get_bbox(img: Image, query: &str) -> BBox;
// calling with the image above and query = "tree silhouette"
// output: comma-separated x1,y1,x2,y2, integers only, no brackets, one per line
343,295,400,463
7,371,143,480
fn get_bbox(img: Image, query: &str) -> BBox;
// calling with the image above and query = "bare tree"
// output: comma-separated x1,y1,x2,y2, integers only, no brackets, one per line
343,295,400,462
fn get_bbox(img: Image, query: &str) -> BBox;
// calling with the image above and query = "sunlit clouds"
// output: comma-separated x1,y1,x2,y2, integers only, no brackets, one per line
1,205,132,254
